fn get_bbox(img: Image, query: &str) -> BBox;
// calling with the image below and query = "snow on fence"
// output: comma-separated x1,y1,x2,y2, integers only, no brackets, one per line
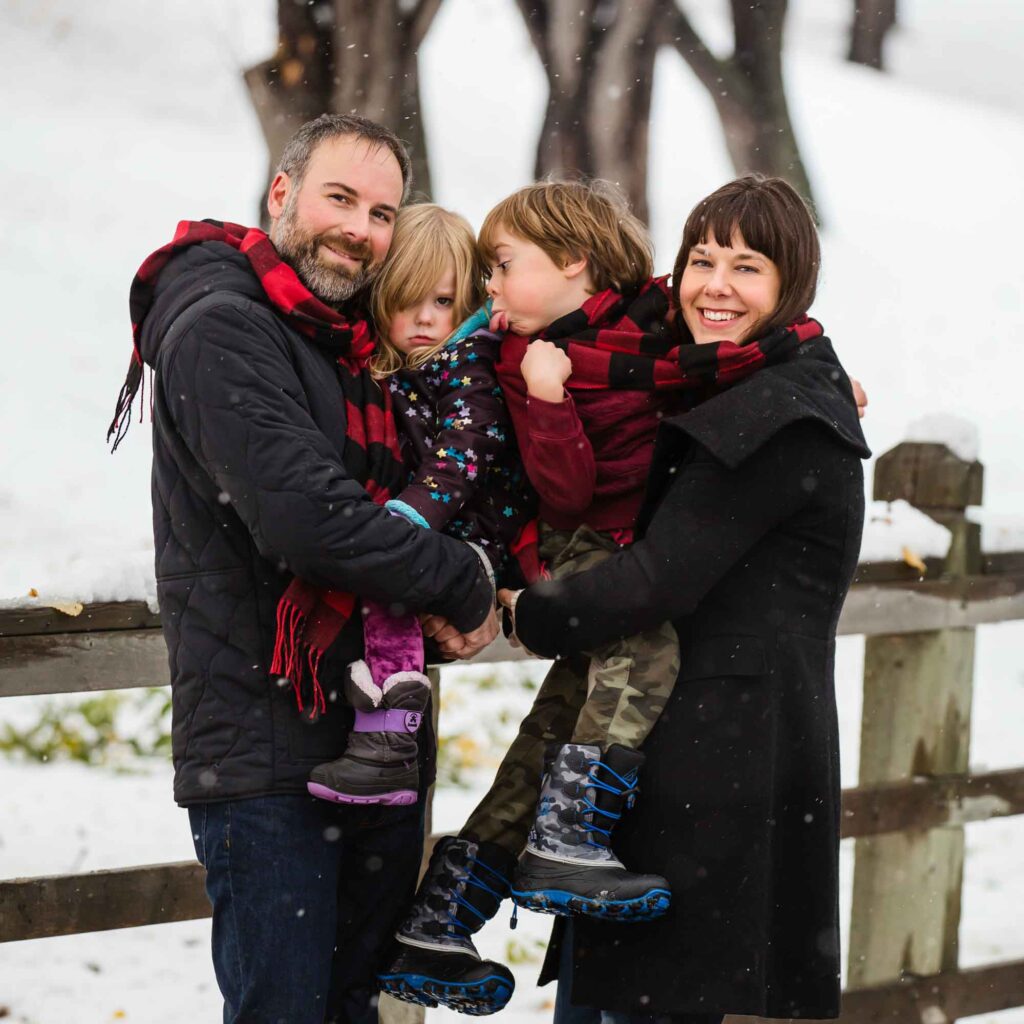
2,438,1024,1024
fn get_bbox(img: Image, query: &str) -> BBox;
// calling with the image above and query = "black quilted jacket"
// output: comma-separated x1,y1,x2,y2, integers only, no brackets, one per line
139,241,493,805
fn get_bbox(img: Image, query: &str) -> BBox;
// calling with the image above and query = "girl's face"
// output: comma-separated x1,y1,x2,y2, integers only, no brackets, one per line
388,267,457,356
679,229,781,345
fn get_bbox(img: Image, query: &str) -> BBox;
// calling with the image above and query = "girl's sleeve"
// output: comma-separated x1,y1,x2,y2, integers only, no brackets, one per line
396,338,511,532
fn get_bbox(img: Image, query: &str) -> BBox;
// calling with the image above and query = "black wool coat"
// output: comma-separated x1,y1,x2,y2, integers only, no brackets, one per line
516,338,870,1019
139,242,493,806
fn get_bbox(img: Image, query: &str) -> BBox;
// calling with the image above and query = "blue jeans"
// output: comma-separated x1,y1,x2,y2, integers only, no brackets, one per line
189,794,423,1024
554,923,723,1024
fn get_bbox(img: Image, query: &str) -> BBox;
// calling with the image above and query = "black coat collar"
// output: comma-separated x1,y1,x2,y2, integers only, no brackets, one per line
660,337,871,468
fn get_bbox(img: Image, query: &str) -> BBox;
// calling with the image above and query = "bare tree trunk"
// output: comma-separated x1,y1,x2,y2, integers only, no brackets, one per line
245,0,441,225
517,0,814,224
515,1,598,182
659,0,818,218
514,0,657,222
848,0,898,70
587,0,659,223
244,1,331,225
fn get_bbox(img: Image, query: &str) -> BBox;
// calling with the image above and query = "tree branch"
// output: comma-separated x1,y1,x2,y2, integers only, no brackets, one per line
409,0,443,50
656,0,733,95
513,0,551,66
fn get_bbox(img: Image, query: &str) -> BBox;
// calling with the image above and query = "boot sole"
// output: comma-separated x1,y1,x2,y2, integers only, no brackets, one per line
510,885,671,921
307,782,418,806
378,971,514,1015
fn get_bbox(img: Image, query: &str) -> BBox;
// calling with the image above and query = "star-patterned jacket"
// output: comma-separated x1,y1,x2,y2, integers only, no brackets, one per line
387,330,535,581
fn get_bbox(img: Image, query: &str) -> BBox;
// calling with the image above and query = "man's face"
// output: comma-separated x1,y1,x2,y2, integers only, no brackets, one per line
268,135,404,307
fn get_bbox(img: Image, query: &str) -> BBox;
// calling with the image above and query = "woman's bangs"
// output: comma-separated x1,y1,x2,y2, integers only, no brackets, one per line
701,195,776,263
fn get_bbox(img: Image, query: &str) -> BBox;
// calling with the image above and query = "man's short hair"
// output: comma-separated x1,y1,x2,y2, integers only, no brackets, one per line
278,113,413,201
478,178,654,294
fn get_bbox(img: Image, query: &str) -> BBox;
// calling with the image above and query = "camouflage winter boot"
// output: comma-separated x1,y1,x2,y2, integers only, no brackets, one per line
510,742,671,921
378,836,516,1015
307,662,429,805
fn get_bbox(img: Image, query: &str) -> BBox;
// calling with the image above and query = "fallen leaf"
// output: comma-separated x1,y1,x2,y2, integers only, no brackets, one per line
902,546,927,575
48,600,85,617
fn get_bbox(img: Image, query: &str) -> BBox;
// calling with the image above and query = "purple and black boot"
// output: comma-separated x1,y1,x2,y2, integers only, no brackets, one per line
308,598,430,806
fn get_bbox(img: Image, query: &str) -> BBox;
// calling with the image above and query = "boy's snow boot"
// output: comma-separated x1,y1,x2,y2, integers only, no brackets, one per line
307,662,429,805
510,742,671,921
378,836,516,1016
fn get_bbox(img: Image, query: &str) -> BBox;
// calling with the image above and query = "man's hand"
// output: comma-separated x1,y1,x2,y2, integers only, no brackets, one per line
521,340,572,403
851,377,868,419
420,605,499,660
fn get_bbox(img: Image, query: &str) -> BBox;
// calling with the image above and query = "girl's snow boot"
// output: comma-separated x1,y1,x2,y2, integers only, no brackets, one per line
510,742,671,921
307,662,429,805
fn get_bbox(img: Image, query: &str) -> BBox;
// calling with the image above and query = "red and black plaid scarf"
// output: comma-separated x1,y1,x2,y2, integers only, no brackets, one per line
539,275,823,392
110,219,405,716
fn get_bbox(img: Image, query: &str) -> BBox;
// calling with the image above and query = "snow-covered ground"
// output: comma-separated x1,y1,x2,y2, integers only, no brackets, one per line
2,0,1023,1021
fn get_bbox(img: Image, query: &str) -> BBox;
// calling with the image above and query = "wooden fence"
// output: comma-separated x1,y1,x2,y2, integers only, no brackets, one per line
2,439,1024,1023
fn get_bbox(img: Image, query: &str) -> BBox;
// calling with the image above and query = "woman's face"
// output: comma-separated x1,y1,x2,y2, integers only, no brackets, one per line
387,267,457,356
679,229,781,345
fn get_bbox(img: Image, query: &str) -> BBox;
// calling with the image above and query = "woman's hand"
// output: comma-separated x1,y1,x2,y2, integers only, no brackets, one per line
850,377,868,419
497,587,535,655
521,340,572,403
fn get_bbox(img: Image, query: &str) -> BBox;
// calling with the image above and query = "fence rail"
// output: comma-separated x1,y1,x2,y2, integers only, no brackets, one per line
4,764,1023,945
3,439,1024,1023
5,565,1024,700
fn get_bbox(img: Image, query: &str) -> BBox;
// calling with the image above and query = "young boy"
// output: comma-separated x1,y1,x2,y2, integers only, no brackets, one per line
380,180,683,1015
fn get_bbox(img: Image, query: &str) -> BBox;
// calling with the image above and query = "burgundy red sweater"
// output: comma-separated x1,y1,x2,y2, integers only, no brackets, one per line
495,330,679,535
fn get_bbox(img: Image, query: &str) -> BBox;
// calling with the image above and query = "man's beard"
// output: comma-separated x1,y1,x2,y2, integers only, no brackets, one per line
271,197,379,307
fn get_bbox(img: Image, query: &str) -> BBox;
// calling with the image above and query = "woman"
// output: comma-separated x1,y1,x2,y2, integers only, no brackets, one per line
501,175,870,1023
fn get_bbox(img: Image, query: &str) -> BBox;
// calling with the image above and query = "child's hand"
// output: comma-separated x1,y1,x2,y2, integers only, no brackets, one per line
522,340,572,403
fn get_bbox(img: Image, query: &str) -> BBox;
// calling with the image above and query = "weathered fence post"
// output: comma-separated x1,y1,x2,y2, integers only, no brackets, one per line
848,443,983,993
377,664,441,1024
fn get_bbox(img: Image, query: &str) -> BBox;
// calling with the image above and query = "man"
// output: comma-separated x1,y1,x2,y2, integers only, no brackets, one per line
110,114,497,1024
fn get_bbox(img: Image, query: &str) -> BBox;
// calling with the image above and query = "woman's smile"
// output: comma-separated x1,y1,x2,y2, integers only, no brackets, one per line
680,229,781,345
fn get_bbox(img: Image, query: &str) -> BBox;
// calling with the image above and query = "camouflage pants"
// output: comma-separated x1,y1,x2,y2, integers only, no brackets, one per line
460,524,680,858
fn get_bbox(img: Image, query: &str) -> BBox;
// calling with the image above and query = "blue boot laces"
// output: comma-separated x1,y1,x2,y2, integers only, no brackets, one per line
578,758,639,849
445,855,510,937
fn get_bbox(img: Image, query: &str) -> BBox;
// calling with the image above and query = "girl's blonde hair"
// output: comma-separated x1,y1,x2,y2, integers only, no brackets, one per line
370,204,485,377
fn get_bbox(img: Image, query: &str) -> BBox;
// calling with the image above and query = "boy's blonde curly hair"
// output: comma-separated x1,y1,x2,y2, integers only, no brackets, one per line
478,179,653,294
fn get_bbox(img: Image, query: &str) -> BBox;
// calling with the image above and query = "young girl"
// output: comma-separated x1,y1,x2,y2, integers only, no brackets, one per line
306,204,533,807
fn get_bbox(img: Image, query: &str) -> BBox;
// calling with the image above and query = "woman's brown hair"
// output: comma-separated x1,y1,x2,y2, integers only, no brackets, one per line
671,175,820,341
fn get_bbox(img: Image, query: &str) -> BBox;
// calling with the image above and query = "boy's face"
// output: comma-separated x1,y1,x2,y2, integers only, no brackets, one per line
485,228,586,336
